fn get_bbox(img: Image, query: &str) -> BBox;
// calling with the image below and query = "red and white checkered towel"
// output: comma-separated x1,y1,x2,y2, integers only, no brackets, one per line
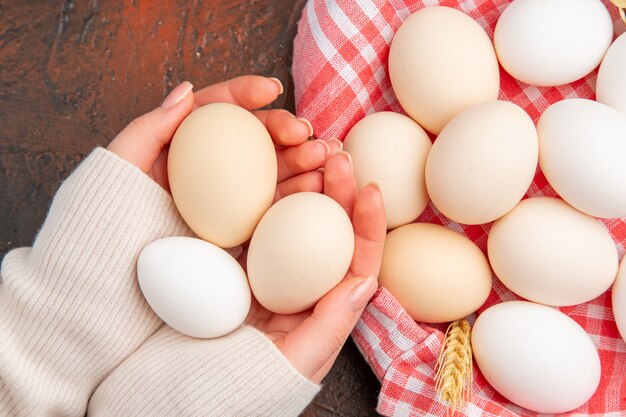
292,1,626,416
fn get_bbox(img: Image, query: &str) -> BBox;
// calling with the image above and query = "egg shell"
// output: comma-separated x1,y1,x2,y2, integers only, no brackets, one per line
388,6,499,134
488,197,618,306
597,33,626,117
379,223,492,323
538,99,626,218
137,237,251,339
168,102,277,248
425,100,538,225
247,192,354,314
494,0,613,87
343,112,431,229
612,255,626,343
472,301,601,414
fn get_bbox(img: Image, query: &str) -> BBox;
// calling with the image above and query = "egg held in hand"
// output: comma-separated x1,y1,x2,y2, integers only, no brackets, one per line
247,192,354,315
168,102,277,248
137,237,251,339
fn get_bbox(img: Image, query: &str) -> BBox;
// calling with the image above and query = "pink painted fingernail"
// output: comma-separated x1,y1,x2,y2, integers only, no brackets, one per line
268,77,284,95
348,276,378,312
297,117,314,137
161,81,193,109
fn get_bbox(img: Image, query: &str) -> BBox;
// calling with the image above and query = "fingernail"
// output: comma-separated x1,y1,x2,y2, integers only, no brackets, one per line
338,150,352,166
365,181,381,191
297,117,314,137
348,276,378,312
162,81,193,109
314,139,331,155
327,138,344,151
268,77,284,95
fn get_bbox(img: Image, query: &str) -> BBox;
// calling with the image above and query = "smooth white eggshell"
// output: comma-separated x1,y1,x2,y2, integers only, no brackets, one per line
597,33,626,117
612,255,626,343
247,192,354,314
425,100,538,225
494,0,613,86
538,99,626,218
343,112,431,229
488,197,618,306
137,237,251,339
472,301,601,414
389,6,499,134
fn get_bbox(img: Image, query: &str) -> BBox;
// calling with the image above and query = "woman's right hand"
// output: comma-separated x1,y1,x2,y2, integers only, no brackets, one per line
107,75,336,196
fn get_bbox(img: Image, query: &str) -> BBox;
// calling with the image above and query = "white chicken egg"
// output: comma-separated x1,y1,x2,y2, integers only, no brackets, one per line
488,197,618,306
538,99,626,218
137,237,251,339
494,0,613,86
597,33,626,117
472,301,601,414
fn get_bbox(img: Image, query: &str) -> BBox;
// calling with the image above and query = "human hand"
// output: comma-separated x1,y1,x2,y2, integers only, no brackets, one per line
244,152,387,384
107,76,338,196
106,75,386,384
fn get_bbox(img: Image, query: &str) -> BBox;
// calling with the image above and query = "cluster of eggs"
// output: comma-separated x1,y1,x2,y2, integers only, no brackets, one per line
340,0,625,414
137,103,355,339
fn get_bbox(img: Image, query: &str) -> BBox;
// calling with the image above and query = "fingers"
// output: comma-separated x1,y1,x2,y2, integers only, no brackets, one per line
323,152,358,218
310,349,341,383
348,184,387,279
255,109,313,146
194,75,283,110
274,171,324,202
276,140,328,182
325,138,343,155
107,81,194,173
280,276,378,383
150,146,171,191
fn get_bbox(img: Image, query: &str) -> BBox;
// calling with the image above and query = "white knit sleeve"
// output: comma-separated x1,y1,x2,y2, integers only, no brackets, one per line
0,148,319,416
88,325,320,417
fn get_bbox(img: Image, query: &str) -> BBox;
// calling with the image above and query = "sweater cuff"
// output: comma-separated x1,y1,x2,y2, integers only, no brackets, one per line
89,325,321,417
0,148,193,416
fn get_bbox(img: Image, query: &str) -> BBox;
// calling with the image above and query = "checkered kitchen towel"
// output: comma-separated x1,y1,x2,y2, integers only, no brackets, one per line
292,1,626,416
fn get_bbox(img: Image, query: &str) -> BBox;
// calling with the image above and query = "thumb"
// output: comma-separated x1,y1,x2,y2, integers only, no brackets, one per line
107,81,194,172
281,275,378,383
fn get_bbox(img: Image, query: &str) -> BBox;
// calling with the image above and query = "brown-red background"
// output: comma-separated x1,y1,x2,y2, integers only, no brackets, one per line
0,0,380,415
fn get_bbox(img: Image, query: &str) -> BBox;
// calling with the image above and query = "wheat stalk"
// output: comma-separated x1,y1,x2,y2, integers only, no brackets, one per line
612,0,626,23
434,319,473,416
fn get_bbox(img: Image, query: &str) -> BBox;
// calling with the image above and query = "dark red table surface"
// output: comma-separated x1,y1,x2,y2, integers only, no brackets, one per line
0,1,381,415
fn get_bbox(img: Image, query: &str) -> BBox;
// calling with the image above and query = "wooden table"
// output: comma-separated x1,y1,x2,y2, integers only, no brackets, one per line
0,1,381,415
